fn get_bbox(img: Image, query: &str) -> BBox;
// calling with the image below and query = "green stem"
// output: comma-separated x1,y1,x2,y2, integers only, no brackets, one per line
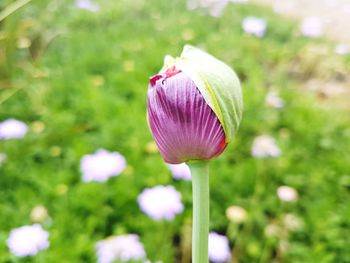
188,161,210,263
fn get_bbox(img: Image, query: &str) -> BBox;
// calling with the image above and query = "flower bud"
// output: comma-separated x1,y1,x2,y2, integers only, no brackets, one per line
147,45,243,164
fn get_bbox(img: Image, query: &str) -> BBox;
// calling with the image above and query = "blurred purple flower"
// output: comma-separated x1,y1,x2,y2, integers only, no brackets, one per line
75,0,100,12
208,232,231,263
96,234,146,263
138,185,183,220
147,68,226,164
80,149,126,182
0,119,28,140
265,91,285,109
7,224,49,257
242,17,267,37
301,17,323,38
167,163,192,181
334,43,349,55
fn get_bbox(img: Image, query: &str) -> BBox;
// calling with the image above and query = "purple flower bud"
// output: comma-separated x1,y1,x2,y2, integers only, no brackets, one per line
147,67,227,164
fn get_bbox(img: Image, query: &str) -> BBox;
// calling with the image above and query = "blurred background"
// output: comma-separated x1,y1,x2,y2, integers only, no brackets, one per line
0,0,350,262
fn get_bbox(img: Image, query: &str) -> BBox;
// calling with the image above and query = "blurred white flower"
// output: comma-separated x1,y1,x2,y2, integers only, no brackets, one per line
283,213,303,231
0,153,7,166
277,186,298,202
7,224,49,257
138,185,183,220
30,206,49,223
273,1,295,14
264,223,281,238
186,0,228,17
226,205,247,224
301,17,323,38
96,234,146,263
230,0,248,4
265,91,285,109
167,163,192,181
0,119,28,140
75,0,100,12
251,135,281,158
80,149,126,182
242,17,267,37
334,43,349,55
208,232,231,263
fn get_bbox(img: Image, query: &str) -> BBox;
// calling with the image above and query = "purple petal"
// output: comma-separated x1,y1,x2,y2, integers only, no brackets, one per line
147,71,226,164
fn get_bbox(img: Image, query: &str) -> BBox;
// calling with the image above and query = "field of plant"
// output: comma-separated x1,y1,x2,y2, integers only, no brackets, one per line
0,0,350,262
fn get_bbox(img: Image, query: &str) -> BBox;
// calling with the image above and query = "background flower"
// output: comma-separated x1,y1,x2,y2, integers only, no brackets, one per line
251,135,281,158
96,234,146,263
277,186,298,202
301,17,323,38
226,205,247,224
208,232,231,263
138,185,183,220
0,119,28,140
334,43,349,55
7,224,49,257
75,0,100,12
167,163,192,181
30,206,49,223
80,149,126,182
265,91,285,109
242,17,267,37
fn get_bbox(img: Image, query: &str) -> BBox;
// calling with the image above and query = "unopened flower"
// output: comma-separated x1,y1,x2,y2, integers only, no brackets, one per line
80,149,126,182
75,0,100,12
242,17,267,37
265,91,284,109
0,119,28,140
7,224,49,257
138,185,183,220
208,232,231,263
301,17,323,38
334,43,349,55
96,234,146,263
168,163,192,181
226,205,247,224
30,206,49,223
277,186,298,202
147,45,242,164
251,135,281,158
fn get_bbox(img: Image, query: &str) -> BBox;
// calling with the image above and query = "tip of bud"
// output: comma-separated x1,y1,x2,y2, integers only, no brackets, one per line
149,66,182,88
164,65,181,78
149,74,163,87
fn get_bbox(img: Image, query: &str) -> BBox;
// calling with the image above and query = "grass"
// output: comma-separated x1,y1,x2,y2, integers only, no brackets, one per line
0,0,350,262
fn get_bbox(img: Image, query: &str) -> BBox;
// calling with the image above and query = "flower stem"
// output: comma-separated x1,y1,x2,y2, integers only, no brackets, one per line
188,161,209,263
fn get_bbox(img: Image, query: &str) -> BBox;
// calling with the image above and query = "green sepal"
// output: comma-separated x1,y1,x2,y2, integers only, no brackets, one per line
162,45,243,142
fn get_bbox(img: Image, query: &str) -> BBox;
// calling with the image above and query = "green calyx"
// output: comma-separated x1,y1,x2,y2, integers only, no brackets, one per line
162,45,243,143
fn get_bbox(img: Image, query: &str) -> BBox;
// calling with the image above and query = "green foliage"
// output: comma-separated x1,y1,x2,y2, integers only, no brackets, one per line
0,0,349,262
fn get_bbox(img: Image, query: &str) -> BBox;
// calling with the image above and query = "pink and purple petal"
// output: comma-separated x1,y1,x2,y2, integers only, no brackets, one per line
147,71,226,164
